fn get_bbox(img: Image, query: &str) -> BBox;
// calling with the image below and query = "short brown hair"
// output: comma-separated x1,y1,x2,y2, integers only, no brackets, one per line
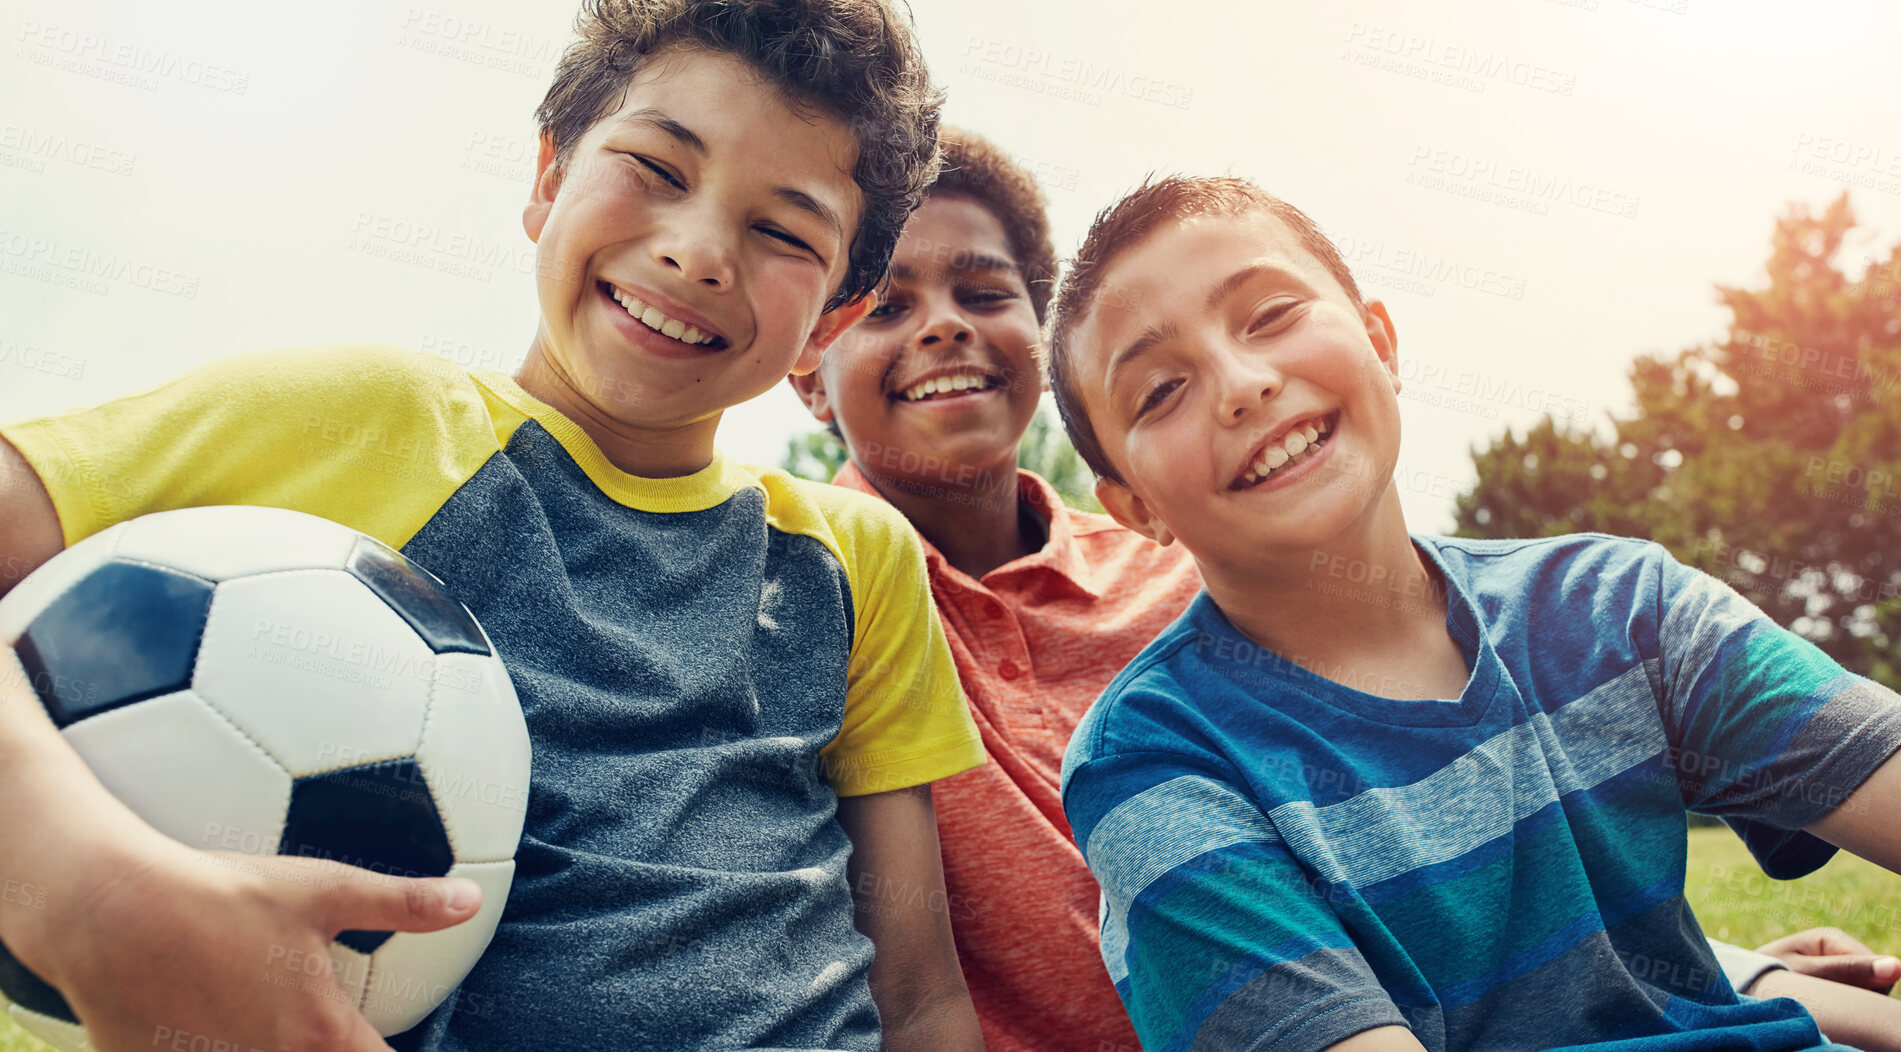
1046,176,1365,484
534,0,943,313
823,126,1056,442
932,127,1058,324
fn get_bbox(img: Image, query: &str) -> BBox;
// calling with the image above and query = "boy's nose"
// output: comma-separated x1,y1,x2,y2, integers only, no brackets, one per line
655,246,736,289
650,214,737,290
917,314,973,347
1216,361,1282,424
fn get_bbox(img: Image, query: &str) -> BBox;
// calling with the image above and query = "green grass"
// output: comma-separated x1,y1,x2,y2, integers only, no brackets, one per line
0,1016,49,1052
1683,826,1901,982
3,828,1896,1047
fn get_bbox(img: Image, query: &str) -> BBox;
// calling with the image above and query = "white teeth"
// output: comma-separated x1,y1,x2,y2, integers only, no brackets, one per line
1238,416,1335,487
900,374,994,401
608,286,716,346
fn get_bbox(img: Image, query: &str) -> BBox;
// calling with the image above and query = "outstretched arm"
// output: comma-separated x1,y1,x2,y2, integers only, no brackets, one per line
834,784,984,1052
1807,749,1901,872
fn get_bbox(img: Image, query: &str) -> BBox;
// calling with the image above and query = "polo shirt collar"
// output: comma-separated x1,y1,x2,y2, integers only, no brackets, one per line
832,460,1102,599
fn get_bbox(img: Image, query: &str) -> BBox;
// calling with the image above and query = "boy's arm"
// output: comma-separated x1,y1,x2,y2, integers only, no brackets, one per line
0,437,62,588
834,784,984,1052
0,438,480,1052
1806,750,1901,871
1746,968,1901,1052
1325,1027,1429,1051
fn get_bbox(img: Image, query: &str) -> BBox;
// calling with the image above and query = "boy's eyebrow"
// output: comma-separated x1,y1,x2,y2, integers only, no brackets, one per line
1103,263,1296,395
615,108,707,153
889,255,1020,282
614,108,843,239
775,188,844,239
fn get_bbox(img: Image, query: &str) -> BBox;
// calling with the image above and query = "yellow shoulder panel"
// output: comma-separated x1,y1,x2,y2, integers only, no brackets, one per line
752,467,984,796
2,344,514,551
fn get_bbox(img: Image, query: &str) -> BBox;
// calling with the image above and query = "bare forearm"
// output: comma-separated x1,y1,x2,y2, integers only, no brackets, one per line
874,986,985,1052
0,649,160,972
837,785,985,1051
1750,969,1901,1051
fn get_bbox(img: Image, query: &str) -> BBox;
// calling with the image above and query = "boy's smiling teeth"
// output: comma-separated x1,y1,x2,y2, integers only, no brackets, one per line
1235,414,1335,489
898,372,1002,401
606,284,718,347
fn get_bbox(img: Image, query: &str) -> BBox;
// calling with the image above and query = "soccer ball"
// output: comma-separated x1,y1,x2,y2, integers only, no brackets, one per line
0,506,530,1049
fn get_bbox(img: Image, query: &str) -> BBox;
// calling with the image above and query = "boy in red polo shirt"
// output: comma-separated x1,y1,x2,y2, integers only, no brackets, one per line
790,131,1901,1051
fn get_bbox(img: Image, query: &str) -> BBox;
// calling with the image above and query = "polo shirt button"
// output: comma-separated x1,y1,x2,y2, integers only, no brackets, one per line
999,660,1021,680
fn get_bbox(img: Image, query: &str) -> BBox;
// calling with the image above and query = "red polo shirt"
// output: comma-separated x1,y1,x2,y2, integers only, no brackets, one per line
833,462,1202,1052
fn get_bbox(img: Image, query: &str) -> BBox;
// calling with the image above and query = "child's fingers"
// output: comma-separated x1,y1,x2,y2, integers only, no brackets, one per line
261,854,483,936
1786,952,1901,994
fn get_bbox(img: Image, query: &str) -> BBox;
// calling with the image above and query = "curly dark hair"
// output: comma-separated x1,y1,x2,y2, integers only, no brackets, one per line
534,0,943,313
821,126,1057,442
1047,176,1365,484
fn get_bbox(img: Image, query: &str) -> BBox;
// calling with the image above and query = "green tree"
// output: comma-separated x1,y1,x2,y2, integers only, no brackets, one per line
1457,193,1901,687
777,403,1104,513
1017,405,1104,513
780,429,851,484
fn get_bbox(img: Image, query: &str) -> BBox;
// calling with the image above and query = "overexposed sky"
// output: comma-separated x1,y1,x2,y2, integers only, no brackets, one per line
3,0,1898,531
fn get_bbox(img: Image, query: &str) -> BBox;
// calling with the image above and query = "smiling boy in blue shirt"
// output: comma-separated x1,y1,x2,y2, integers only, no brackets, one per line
1047,176,1901,1052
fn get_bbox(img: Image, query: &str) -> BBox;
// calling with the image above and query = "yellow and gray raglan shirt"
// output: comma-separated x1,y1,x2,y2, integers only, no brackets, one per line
2,344,985,1052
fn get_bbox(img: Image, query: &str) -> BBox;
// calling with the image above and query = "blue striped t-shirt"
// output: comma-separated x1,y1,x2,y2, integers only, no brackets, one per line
1060,534,1901,1052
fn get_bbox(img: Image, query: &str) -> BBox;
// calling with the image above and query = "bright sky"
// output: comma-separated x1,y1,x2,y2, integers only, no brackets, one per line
3,0,1898,531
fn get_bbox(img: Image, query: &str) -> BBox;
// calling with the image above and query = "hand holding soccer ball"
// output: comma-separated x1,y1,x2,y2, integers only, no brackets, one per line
0,507,530,1050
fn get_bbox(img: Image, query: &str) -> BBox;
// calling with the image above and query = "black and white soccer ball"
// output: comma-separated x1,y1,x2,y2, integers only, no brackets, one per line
0,506,530,1049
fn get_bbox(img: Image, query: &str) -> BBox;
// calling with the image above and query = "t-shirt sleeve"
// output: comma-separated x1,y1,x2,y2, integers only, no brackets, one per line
0,345,493,550
1706,939,1788,995
816,495,982,797
1649,548,1901,830
1067,748,1408,1052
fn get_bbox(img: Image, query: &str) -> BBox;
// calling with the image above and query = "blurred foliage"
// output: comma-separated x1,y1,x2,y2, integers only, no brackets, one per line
1457,193,1901,687
780,428,852,485
778,403,1103,514
1018,406,1104,513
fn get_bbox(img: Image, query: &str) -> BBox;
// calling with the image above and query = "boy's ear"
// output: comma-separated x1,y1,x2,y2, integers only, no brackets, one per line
1363,299,1401,393
790,290,877,376
786,368,833,424
523,133,561,244
1094,477,1174,549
